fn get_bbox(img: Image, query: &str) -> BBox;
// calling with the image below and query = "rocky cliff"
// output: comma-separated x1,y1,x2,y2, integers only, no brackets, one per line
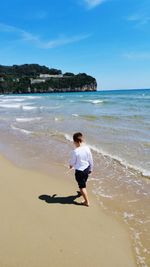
0,64,97,94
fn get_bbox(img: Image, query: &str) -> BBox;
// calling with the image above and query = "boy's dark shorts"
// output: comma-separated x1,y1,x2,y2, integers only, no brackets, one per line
75,166,90,189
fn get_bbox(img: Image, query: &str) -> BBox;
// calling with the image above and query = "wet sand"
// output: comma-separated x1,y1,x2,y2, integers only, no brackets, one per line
0,154,136,267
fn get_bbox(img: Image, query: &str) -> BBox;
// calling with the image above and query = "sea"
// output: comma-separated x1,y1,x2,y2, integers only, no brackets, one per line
0,89,150,266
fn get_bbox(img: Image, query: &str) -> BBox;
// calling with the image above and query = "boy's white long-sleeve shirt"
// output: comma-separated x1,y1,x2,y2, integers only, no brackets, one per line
69,144,93,171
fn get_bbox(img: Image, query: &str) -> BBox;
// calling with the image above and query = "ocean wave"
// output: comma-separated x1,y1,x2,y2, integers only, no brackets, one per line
45,105,62,110
0,103,22,109
121,115,145,121
72,113,119,121
72,114,79,117
16,117,41,122
72,113,98,120
0,96,25,100
94,190,113,199
22,105,37,110
82,99,105,104
64,133,72,142
54,116,64,121
100,115,120,121
19,96,42,100
0,102,36,109
0,98,25,103
63,133,150,178
11,125,33,135
32,130,68,140
133,95,150,100
89,144,150,178
80,114,98,120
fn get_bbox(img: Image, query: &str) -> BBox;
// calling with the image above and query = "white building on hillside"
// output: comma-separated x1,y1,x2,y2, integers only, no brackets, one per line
39,74,63,78
30,78,45,84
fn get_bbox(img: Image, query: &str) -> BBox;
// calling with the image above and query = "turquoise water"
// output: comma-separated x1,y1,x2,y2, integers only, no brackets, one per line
0,89,150,266
0,89,149,176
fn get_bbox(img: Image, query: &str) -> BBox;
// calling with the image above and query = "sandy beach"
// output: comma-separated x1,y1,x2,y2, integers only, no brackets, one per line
0,154,136,267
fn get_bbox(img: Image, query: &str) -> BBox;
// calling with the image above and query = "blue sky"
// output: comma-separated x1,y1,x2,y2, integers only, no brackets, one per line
0,0,150,89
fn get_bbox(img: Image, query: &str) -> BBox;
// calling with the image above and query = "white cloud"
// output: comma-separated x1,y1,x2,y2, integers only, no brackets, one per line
123,52,150,60
127,13,150,25
40,34,90,49
0,22,90,49
0,23,19,32
126,0,150,26
84,0,106,9
0,22,39,41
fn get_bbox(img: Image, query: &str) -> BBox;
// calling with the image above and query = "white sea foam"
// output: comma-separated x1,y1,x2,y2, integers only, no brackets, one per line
64,133,72,142
83,99,105,104
0,97,24,101
127,199,139,203
16,117,41,122
11,98,25,102
11,125,32,135
89,144,150,178
63,133,150,178
123,212,134,219
91,100,104,104
0,103,22,108
0,98,25,103
72,113,79,117
97,192,113,199
89,177,100,181
20,96,41,99
22,106,37,110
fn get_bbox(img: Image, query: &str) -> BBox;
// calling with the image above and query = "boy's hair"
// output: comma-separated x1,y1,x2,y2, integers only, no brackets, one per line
73,132,83,143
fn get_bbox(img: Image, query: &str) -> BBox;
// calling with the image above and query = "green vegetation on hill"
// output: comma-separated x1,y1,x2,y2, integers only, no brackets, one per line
0,64,62,77
0,64,97,94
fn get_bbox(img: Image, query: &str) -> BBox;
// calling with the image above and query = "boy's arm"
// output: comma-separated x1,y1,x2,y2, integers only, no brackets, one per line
88,150,93,172
69,151,77,169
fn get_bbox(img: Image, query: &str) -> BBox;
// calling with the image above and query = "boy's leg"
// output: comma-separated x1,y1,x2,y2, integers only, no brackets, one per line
75,169,90,206
80,187,89,206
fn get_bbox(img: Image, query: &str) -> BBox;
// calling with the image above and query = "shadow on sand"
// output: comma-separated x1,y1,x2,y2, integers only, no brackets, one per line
39,191,83,206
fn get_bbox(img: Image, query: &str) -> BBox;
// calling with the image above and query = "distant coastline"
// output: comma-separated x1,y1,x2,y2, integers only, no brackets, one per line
100,88,150,92
0,64,97,94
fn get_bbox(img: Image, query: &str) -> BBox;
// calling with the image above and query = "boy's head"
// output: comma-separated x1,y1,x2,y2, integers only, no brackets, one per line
73,132,83,144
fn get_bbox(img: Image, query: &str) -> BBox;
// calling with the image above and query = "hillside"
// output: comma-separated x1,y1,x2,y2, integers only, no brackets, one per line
0,64,97,94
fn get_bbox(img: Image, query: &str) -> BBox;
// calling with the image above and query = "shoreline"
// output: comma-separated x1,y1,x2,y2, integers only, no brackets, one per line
0,153,136,267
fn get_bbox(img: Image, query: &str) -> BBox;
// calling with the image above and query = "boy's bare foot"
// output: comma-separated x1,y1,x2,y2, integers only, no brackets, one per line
81,201,90,207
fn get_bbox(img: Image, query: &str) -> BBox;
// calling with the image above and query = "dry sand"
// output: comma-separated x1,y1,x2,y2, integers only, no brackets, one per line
0,154,136,267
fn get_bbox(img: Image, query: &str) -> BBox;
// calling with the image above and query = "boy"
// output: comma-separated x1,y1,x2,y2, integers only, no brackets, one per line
69,132,93,207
